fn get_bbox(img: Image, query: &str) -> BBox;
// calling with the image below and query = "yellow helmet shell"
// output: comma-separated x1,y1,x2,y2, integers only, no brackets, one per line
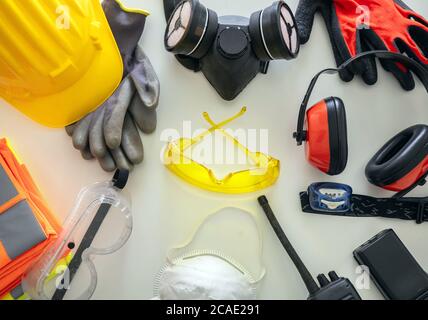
0,0,123,127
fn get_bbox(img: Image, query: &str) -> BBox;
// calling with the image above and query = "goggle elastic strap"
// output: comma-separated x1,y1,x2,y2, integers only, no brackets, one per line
52,170,130,300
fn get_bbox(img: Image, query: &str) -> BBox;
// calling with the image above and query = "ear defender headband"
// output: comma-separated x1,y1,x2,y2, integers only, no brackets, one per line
163,0,299,64
293,50,428,193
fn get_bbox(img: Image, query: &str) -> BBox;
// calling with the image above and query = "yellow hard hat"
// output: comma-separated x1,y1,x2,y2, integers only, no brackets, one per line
0,0,123,127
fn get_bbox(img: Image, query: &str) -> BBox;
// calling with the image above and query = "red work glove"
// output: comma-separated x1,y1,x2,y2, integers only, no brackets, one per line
296,0,428,90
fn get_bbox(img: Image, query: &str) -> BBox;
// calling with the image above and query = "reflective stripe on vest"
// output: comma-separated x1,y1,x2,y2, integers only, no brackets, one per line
0,166,17,205
0,201,46,263
1,285,28,300
0,160,47,268
0,138,60,297
10,285,24,299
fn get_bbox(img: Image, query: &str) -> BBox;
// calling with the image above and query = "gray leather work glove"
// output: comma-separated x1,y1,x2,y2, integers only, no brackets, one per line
66,0,160,172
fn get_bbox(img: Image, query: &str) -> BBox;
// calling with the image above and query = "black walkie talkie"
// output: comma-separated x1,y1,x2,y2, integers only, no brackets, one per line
258,196,361,300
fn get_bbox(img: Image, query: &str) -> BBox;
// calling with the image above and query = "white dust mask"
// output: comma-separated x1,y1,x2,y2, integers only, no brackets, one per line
154,207,265,300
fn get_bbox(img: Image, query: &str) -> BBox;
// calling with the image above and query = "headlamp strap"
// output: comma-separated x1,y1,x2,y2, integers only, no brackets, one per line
300,191,428,224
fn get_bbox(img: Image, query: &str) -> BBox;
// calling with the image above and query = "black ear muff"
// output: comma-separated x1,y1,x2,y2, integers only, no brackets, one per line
365,125,428,191
325,97,348,175
164,0,218,58
249,0,300,61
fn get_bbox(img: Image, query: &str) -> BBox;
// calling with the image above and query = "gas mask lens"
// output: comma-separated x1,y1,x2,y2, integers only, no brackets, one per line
280,4,298,55
22,176,132,300
166,0,192,48
164,0,215,57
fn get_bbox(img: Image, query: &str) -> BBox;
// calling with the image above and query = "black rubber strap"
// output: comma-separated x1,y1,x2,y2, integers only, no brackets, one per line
300,191,428,224
112,169,129,190
52,170,129,300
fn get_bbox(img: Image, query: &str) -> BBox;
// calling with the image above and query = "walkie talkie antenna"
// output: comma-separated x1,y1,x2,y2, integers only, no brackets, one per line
258,196,320,295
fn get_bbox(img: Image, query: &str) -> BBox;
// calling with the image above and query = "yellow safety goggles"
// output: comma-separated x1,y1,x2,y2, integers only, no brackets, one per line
164,107,280,194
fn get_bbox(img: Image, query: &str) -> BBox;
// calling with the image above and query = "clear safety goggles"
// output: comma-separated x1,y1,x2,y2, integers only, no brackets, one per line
22,171,132,300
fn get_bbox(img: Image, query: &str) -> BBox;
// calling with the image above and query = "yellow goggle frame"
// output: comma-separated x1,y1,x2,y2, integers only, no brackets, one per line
164,107,280,194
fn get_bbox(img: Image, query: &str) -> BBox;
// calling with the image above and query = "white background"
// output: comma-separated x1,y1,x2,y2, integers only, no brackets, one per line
0,0,427,300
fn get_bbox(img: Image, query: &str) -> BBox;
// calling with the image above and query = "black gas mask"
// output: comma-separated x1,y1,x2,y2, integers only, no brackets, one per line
164,0,300,100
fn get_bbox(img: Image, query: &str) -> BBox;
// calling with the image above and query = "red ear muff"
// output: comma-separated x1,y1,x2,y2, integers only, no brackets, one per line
164,0,218,58
249,0,300,61
305,97,348,175
366,125,428,192
295,51,428,180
